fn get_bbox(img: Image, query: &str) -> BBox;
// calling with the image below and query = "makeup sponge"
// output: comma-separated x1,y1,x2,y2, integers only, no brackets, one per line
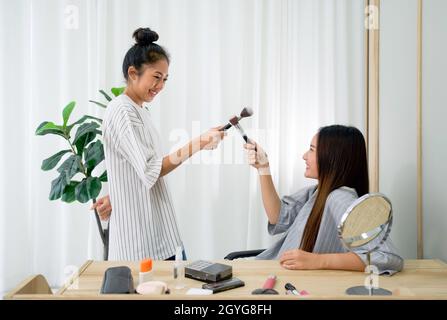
136,281,168,295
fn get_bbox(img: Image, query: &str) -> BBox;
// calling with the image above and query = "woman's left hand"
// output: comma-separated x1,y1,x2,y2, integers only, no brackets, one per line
91,195,112,221
279,249,325,270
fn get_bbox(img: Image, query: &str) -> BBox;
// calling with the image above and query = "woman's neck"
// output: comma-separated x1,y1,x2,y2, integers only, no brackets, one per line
124,87,143,107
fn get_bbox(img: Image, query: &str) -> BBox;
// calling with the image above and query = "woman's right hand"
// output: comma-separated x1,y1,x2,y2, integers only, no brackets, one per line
244,141,269,170
199,127,226,150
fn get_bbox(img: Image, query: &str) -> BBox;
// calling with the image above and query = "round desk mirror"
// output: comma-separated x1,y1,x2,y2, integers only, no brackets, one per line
338,193,393,296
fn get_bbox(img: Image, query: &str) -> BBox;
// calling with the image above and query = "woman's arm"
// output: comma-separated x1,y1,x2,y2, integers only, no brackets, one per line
92,130,224,219
279,249,365,271
245,142,281,224
319,252,365,271
90,122,225,220
258,170,282,225
160,128,224,177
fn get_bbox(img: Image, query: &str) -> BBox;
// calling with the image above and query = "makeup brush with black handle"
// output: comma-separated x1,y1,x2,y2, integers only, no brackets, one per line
220,107,253,131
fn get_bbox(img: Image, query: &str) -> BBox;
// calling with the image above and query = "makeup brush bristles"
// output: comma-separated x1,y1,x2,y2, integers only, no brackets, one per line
240,107,253,118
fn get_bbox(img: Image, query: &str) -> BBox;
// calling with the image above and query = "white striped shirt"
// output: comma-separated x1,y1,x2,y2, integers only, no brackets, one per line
103,94,183,261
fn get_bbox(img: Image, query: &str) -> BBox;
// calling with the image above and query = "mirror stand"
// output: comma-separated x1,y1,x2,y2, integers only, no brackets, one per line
345,252,392,296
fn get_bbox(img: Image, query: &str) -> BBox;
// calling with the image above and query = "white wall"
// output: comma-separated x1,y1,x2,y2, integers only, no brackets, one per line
379,0,418,259
380,0,447,262
421,0,447,262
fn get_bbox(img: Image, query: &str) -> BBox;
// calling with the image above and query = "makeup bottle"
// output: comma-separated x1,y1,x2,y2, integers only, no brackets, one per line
173,246,185,289
139,258,153,285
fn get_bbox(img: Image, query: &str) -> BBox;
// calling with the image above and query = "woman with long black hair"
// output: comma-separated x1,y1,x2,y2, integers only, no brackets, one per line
246,125,403,274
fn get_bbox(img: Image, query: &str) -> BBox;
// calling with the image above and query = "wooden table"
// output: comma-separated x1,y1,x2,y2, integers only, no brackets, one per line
6,259,447,300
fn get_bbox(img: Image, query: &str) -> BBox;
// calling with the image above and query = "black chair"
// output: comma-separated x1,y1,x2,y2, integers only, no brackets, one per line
224,249,266,260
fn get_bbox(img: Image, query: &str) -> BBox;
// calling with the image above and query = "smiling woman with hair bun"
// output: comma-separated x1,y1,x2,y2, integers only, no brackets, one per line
96,27,226,261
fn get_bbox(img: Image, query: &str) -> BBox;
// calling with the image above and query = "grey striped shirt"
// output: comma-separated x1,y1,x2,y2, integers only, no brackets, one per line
256,185,403,275
103,94,183,261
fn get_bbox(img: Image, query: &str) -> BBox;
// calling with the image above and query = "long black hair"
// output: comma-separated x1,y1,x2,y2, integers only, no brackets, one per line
300,125,369,252
122,27,170,81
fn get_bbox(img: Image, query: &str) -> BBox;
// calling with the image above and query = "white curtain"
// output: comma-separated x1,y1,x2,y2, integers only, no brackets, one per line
0,0,364,294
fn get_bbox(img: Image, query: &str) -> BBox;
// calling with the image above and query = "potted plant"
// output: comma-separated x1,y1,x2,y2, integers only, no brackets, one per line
36,87,125,260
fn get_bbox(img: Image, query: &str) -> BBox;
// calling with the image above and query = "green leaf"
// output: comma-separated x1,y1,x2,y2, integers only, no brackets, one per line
49,171,70,200
74,132,97,157
111,87,125,97
66,115,102,138
84,140,104,171
88,100,107,108
73,122,100,146
75,177,101,203
57,154,82,180
75,179,90,203
35,121,66,138
41,149,72,171
70,115,103,126
87,177,102,199
99,90,112,102
35,121,51,134
62,101,76,127
99,171,108,182
61,181,80,203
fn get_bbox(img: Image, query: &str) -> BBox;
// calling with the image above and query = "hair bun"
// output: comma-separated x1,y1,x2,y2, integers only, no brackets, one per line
133,27,159,46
